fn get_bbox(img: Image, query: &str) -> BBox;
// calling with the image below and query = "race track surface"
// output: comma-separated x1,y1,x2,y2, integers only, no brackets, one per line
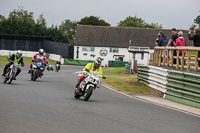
0,66,199,133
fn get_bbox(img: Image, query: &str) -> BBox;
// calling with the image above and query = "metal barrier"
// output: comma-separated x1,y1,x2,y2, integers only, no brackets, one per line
138,65,200,109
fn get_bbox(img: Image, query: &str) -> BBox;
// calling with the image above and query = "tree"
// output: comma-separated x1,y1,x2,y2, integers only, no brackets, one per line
78,16,110,26
118,16,162,29
59,19,77,45
0,8,69,43
190,11,200,30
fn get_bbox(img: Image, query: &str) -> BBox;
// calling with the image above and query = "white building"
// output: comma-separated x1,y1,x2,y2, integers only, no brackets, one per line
74,46,153,67
73,25,172,67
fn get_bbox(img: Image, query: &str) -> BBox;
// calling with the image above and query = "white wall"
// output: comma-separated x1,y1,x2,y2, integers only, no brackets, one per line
74,46,154,66
0,50,64,64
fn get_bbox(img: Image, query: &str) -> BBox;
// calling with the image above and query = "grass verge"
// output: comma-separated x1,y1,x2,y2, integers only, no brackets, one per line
102,67,152,95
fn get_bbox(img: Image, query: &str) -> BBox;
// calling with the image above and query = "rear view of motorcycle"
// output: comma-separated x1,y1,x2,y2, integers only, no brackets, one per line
74,68,106,101
55,63,60,72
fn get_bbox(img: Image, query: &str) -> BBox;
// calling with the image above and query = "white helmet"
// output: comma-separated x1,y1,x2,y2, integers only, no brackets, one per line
39,49,44,55
16,50,22,58
94,58,102,68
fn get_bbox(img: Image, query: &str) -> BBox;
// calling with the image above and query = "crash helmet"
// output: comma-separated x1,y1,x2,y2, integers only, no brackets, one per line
16,50,23,58
39,49,44,55
94,58,102,69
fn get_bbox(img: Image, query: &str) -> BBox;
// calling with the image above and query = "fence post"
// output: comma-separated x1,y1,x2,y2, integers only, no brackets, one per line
171,50,174,67
195,50,198,71
163,49,165,66
159,49,162,66
187,50,191,72
154,50,157,65
167,49,169,66
181,50,184,70
176,51,179,69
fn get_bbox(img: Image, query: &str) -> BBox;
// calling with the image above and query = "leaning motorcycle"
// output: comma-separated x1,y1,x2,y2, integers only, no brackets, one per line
4,63,19,84
74,68,106,101
31,59,44,81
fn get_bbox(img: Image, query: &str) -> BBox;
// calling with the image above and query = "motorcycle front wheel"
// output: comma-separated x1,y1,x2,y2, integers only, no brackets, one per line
33,70,39,81
8,71,14,84
83,86,93,101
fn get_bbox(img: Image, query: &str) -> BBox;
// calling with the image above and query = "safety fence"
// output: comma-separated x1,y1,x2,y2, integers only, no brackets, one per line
153,47,200,72
138,65,200,109
108,61,128,67
0,50,96,66
63,58,93,66
0,50,64,64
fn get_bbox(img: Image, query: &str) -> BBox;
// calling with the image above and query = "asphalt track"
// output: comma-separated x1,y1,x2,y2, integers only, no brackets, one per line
0,65,199,133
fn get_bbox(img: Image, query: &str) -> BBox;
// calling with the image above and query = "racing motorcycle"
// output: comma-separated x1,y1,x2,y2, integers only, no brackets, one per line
74,68,106,101
31,59,44,81
47,64,54,71
4,63,20,84
55,63,60,72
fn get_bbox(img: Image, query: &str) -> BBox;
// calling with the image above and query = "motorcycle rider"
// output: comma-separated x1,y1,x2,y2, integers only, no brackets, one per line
55,60,61,70
46,61,54,71
75,58,103,89
1,50,24,80
28,49,46,75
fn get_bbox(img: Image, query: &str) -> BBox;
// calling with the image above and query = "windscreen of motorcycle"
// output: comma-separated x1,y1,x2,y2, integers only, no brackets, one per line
91,71,99,78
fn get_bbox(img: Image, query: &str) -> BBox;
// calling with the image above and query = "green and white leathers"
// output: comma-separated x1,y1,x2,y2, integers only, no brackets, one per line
14,55,22,64
83,63,103,79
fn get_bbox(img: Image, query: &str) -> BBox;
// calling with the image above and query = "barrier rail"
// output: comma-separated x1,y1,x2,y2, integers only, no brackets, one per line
153,47,200,71
138,65,200,109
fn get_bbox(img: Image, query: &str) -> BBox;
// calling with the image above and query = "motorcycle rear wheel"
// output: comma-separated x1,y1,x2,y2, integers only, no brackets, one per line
74,89,81,99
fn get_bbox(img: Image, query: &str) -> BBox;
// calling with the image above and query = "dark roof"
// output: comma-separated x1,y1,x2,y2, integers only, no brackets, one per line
75,25,193,49
0,34,54,41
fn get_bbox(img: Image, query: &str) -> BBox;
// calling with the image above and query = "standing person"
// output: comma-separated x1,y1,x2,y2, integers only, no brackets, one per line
173,31,186,65
158,33,169,63
188,27,200,67
155,32,162,46
165,28,178,64
1,50,24,80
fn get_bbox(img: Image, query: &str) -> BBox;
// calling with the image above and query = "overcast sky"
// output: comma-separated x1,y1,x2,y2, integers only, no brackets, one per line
0,0,199,30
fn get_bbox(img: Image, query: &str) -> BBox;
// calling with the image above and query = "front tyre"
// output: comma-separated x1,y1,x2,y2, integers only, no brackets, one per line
83,86,93,101
33,70,39,81
8,71,14,84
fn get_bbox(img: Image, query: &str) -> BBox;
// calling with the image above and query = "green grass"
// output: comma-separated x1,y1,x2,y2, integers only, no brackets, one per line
103,67,151,94
103,67,125,75
0,56,55,65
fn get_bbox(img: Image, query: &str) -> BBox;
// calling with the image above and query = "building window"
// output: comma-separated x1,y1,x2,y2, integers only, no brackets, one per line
110,48,119,53
82,47,95,52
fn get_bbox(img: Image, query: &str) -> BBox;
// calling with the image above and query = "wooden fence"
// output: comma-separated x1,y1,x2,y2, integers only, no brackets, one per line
153,47,200,71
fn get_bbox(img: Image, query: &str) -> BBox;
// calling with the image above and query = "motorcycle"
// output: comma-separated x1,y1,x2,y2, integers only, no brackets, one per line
47,64,54,71
55,63,60,72
74,68,106,101
31,59,44,81
4,63,19,84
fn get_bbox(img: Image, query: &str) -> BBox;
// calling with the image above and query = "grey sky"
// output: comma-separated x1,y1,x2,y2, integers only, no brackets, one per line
0,0,199,29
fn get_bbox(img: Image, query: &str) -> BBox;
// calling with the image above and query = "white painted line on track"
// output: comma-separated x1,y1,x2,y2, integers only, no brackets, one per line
101,84,200,118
